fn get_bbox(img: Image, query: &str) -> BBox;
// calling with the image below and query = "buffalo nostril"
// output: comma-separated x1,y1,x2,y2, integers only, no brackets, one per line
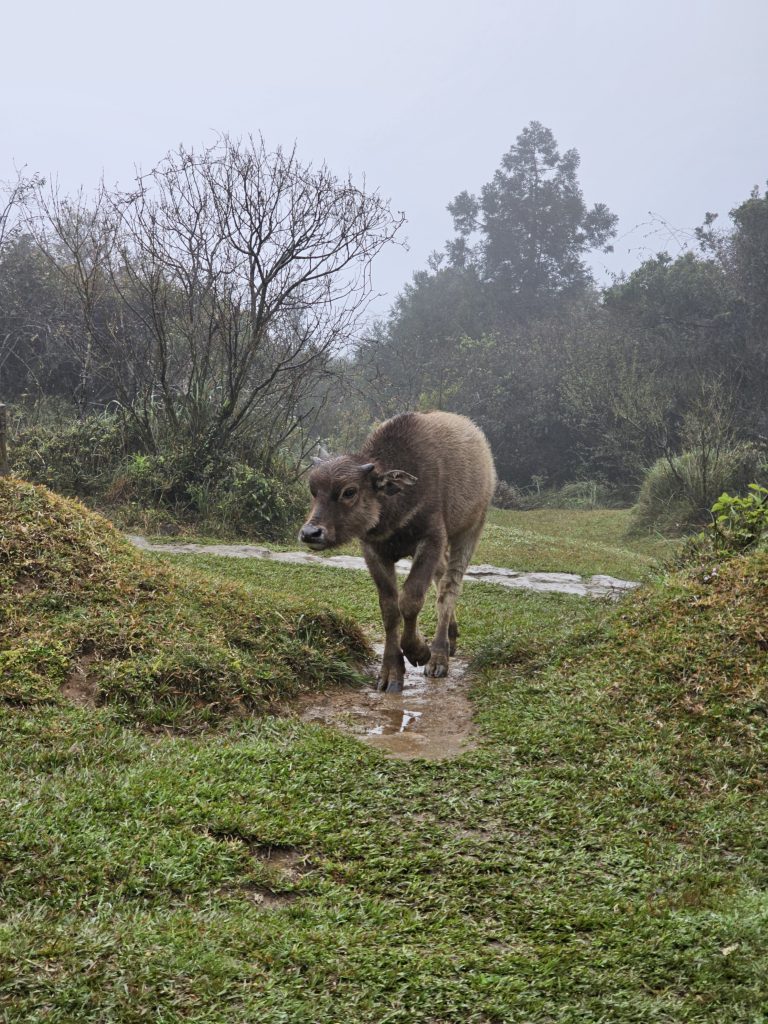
300,524,324,544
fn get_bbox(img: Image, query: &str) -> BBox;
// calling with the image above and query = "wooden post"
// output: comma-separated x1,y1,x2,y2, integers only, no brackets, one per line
0,404,9,476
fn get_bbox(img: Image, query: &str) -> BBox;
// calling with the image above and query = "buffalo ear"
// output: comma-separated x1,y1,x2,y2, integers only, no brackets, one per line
374,469,418,495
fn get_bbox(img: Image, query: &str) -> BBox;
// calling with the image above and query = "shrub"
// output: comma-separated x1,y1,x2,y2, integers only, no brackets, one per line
107,451,307,541
547,480,633,510
632,444,767,535
10,415,130,497
187,460,307,541
710,484,768,553
494,477,634,511
492,479,523,509
9,413,308,542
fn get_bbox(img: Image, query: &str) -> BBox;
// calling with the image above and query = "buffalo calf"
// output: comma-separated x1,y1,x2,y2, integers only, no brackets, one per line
299,412,496,692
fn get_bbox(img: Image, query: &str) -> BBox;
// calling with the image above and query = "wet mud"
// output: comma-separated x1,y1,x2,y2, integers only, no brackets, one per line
293,645,477,760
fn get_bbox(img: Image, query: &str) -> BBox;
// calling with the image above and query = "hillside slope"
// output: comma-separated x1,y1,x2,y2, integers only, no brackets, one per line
1,482,767,1021
0,478,369,728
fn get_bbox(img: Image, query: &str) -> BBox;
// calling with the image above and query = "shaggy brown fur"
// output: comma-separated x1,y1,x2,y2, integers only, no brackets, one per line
299,411,496,692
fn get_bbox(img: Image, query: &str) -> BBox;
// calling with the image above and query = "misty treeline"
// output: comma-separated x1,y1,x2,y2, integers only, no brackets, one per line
2,123,767,536
333,122,768,516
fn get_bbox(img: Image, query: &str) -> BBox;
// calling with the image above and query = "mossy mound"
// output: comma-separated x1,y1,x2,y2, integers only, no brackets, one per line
0,478,370,728
479,545,767,773
569,550,768,789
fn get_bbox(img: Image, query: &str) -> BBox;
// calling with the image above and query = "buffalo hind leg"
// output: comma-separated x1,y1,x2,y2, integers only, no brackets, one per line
448,618,459,657
400,536,445,670
433,551,458,656
426,522,484,678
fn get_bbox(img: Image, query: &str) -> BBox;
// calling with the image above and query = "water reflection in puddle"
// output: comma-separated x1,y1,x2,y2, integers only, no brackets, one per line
293,645,477,760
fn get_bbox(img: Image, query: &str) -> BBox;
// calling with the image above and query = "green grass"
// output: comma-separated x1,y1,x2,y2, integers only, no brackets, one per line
1,482,767,1022
474,507,676,578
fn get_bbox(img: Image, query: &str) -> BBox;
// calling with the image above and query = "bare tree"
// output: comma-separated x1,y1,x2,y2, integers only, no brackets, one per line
0,173,45,391
99,135,404,462
24,182,121,415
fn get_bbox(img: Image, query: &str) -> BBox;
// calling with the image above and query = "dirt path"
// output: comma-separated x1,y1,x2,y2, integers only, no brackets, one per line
127,535,640,600
127,535,640,759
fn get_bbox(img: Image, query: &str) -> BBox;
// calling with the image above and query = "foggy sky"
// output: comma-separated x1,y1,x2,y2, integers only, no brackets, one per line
3,0,767,318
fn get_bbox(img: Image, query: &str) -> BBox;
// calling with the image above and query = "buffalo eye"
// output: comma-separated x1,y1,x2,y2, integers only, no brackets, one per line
340,486,358,500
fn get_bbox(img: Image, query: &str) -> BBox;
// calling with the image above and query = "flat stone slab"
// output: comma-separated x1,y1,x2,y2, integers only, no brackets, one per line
127,536,640,600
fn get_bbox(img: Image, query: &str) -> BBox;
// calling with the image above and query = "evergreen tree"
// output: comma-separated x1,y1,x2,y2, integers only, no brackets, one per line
448,121,617,319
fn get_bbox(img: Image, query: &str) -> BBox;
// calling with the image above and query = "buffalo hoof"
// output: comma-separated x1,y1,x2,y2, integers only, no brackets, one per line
376,653,405,693
376,674,404,694
425,652,449,678
401,639,432,667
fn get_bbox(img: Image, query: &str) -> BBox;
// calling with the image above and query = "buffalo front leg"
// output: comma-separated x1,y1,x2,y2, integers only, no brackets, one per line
362,547,404,693
400,536,445,670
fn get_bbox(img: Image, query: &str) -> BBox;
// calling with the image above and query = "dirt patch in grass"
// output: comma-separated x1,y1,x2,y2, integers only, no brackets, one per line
207,830,312,907
241,884,299,909
206,829,312,879
60,651,99,708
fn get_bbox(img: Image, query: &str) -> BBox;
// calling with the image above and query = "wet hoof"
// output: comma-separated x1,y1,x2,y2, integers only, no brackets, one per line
425,652,449,678
402,639,432,667
376,652,405,693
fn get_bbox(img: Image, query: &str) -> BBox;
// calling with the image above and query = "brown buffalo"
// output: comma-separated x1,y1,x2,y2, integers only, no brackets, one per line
299,411,496,692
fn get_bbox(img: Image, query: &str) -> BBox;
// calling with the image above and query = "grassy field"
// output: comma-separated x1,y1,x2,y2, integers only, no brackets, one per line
475,507,674,578
2,481,767,1022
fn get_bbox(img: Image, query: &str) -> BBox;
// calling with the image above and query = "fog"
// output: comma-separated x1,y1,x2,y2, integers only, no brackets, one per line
2,0,767,314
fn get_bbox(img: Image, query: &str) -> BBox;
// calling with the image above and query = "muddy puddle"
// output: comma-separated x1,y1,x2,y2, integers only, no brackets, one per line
292,645,477,760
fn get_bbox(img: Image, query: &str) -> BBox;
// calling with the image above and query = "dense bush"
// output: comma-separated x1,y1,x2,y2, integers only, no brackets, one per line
10,414,308,542
11,416,130,497
632,444,767,535
184,459,307,541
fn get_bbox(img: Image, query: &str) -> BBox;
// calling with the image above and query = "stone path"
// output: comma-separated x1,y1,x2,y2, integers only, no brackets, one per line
127,535,640,600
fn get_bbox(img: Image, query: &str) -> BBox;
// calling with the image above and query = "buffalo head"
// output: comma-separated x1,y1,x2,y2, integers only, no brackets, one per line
299,457,417,550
